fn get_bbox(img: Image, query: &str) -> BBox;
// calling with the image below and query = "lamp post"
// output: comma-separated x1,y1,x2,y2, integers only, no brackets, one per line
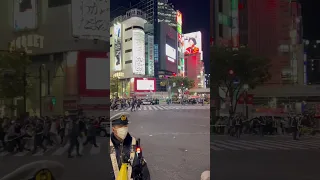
243,84,249,119
39,64,45,117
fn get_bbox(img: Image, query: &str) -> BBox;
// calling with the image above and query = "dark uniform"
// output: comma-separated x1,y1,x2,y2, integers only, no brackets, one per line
110,112,150,180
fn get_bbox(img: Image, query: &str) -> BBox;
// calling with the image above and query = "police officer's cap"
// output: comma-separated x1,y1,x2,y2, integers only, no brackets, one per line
110,112,130,126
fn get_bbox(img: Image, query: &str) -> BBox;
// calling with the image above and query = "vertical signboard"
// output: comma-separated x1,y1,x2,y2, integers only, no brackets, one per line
72,0,110,40
132,29,145,75
176,10,184,75
114,23,122,71
154,44,159,63
13,0,38,31
147,35,155,76
231,0,239,47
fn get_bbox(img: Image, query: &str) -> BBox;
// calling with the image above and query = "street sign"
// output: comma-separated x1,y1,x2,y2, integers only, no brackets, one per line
51,97,56,105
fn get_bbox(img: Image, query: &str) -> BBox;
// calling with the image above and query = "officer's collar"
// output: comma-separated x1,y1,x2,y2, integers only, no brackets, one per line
111,133,132,146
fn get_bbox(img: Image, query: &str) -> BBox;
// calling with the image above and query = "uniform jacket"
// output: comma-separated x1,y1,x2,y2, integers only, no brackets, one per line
110,133,150,180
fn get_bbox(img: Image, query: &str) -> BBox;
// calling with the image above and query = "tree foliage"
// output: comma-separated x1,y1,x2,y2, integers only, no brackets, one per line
167,76,195,92
211,45,271,114
110,77,119,96
0,51,32,100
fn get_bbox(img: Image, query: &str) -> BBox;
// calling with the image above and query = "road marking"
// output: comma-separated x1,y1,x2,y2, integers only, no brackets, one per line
14,151,30,156
238,140,283,150
262,140,308,150
148,106,153,110
52,144,69,156
0,152,9,156
215,140,258,150
213,143,241,150
32,147,53,156
227,140,273,150
90,143,101,155
210,143,223,150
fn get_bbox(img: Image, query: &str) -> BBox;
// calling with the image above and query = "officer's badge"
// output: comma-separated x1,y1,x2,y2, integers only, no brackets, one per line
120,115,127,121
35,169,52,180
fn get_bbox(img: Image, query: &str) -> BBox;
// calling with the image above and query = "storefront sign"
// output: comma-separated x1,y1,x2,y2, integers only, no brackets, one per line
147,35,154,76
9,34,44,53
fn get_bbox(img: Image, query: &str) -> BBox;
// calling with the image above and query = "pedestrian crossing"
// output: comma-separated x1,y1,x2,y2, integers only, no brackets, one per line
211,139,320,151
111,105,209,111
0,142,103,157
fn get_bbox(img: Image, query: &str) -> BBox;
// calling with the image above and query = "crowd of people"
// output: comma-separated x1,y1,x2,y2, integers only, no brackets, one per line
0,115,106,158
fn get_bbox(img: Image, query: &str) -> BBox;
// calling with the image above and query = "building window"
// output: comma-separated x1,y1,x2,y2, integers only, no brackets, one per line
125,49,132,53
219,24,223,37
125,38,132,42
125,60,132,64
48,0,71,7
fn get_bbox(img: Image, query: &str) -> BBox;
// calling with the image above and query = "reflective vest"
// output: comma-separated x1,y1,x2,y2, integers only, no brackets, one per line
110,137,136,180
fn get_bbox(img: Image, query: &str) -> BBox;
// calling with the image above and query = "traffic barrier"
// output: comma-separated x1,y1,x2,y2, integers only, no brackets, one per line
201,170,210,180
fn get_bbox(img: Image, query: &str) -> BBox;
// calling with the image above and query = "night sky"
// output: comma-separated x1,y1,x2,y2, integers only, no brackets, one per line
110,0,210,73
301,0,320,39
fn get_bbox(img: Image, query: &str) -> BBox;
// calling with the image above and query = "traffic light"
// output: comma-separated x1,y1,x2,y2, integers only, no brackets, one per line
228,69,234,75
181,83,184,86
172,73,176,76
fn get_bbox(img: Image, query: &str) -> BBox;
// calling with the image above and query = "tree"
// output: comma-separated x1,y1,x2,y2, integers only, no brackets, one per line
110,77,119,97
167,76,195,93
211,45,271,115
0,51,32,113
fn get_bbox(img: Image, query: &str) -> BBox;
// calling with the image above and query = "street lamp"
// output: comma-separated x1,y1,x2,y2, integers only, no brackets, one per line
243,84,249,119
39,64,45,117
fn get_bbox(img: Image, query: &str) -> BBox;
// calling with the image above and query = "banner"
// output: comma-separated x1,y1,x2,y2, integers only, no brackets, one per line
13,0,38,31
114,23,122,71
147,35,154,76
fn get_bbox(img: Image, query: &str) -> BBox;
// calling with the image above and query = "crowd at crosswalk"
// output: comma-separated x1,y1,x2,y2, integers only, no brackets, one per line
110,105,209,111
0,141,104,157
211,137,320,151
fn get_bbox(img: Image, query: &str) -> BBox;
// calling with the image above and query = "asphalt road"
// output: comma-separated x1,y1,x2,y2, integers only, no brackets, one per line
211,135,320,180
0,107,210,180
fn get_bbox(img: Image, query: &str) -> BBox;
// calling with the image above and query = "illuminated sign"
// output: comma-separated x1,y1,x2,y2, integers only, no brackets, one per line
183,31,202,55
166,44,176,63
132,29,145,75
147,35,154,76
114,23,122,71
137,79,155,91
177,11,182,25
13,0,38,31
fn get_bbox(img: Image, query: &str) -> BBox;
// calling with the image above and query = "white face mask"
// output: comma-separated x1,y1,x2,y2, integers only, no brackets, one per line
116,127,128,140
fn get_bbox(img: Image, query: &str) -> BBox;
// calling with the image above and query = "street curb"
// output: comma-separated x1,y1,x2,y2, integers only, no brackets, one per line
201,170,210,180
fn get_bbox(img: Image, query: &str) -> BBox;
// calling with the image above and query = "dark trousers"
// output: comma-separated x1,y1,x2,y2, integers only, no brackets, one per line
83,136,97,146
33,135,46,152
0,132,5,147
68,136,80,155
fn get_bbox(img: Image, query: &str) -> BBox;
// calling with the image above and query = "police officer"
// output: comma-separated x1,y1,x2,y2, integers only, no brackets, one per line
110,112,150,180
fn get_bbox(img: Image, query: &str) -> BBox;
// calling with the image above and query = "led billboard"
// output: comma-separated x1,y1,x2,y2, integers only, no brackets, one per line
13,0,38,31
166,44,176,63
134,78,156,92
183,31,202,55
114,23,122,71
132,29,146,75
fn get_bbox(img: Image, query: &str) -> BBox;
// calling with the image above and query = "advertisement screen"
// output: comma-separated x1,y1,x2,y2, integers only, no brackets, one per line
183,31,202,55
166,44,176,63
13,0,37,31
147,35,155,76
137,79,155,91
114,23,122,71
132,29,146,75
134,78,156,92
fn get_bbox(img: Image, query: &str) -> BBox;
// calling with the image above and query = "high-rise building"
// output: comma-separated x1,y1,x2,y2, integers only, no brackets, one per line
304,40,320,85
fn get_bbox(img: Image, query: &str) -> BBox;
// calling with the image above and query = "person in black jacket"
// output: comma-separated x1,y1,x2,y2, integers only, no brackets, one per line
67,118,81,158
110,112,150,180
83,119,98,147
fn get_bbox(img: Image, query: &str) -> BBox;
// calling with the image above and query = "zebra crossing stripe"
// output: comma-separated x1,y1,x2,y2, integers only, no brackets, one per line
278,140,320,149
52,144,69,156
14,151,29,156
89,143,101,155
213,143,241,150
148,106,153,110
157,106,165,110
210,143,223,150
33,146,53,156
239,140,287,150
0,151,9,157
261,140,309,150
226,140,273,150
215,140,258,150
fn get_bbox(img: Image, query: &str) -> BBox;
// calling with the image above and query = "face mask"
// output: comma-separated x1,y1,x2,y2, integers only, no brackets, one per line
116,127,128,140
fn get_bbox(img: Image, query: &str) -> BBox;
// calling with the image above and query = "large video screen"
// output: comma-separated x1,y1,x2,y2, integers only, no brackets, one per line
113,23,122,71
135,78,156,92
166,44,176,63
183,31,202,55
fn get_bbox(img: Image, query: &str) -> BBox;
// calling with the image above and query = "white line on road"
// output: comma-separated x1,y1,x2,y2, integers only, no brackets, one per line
0,152,9,157
213,143,241,150
14,151,29,156
215,140,258,150
140,132,210,136
89,143,101,155
227,140,273,150
210,143,223,150
52,144,69,156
